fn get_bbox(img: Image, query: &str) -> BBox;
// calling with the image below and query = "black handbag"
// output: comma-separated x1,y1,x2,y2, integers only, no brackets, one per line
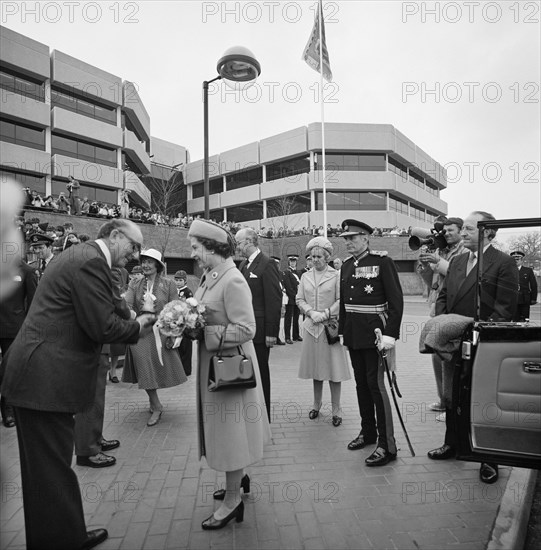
324,318,340,345
208,333,257,392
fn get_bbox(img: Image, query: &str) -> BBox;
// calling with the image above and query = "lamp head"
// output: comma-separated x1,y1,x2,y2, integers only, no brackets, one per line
217,46,261,84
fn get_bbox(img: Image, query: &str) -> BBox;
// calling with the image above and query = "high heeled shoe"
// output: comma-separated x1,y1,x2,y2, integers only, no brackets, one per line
308,409,320,420
213,474,250,500
108,373,119,383
201,501,244,530
147,411,162,426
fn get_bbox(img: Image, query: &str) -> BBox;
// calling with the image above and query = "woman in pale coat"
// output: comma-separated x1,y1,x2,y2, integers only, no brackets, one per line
188,219,271,531
122,248,187,426
297,237,351,427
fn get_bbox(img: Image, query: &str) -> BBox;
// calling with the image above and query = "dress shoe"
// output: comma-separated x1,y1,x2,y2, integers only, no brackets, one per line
276,339,286,345
147,411,162,426
76,452,116,468
286,339,293,344
294,337,303,342
427,444,456,460
332,416,342,427
2,415,15,428
202,501,244,530
429,402,445,412
480,462,499,484
100,439,120,452
365,447,397,467
108,373,119,383
81,528,108,549
436,413,446,422
308,409,320,420
347,433,377,450
213,474,250,500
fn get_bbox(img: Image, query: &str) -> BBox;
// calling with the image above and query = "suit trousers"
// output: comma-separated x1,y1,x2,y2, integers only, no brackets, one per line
179,336,192,376
253,342,271,422
13,406,87,550
514,303,531,321
0,338,14,421
431,354,454,408
74,353,108,456
348,348,397,454
284,304,300,340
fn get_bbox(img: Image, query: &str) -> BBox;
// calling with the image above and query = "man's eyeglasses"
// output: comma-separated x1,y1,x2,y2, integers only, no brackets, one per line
118,230,142,254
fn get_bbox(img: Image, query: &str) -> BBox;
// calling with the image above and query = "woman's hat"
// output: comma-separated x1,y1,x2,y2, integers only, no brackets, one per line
140,248,166,270
188,219,229,244
306,236,333,255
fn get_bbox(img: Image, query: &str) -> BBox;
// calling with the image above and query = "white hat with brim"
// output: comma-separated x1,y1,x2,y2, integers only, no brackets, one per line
140,248,166,270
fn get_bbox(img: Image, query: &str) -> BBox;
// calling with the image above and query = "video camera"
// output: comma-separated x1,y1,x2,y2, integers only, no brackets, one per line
408,222,448,252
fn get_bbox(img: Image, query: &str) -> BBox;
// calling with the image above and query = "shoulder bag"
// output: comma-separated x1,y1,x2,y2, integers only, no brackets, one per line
208,333,257,392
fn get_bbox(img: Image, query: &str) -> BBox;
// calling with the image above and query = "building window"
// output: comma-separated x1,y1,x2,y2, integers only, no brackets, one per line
315,191,386,211
410,203,425,221
0,67,45,102
227,201,263,223
51,87,117,125
315,153,386,172
191,177,221,199
426,181,439,196
192,182,204,199
209,208,224,222
267,193,311,217
266,156,310,182
426,210,440,224
1,169,46,194
225,167,262,191
0,118,45,151
52,133,117,167
409,169,425,188
388,156,408,181
389,194,408,214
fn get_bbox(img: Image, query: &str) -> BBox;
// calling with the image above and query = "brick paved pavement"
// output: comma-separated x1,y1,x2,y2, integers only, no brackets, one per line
1,300,536,550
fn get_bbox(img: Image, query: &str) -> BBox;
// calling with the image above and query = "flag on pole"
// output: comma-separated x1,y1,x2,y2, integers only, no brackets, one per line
302,0,333,82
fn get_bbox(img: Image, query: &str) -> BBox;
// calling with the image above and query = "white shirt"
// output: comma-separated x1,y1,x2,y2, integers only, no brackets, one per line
246,249,260,269
95,239,112,269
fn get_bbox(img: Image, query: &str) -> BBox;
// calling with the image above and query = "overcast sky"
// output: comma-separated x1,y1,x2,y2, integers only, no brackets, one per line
2,0,540,234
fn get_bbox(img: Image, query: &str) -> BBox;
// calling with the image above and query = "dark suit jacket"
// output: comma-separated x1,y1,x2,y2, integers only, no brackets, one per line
239,251,282,344
436,245,518,321
0,241,140,413
282,267,301,304
0,262,38,339
518,266,538,304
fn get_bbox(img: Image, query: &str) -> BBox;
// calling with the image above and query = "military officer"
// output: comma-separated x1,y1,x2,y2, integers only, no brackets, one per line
338,219,404,466
511,250,538,321
27,233,55,281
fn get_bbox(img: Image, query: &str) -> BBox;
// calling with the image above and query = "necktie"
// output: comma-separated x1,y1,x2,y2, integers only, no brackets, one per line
41,259,46,271
466,252,477,276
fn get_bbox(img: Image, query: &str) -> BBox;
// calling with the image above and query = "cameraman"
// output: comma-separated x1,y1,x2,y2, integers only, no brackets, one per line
418,217,466,417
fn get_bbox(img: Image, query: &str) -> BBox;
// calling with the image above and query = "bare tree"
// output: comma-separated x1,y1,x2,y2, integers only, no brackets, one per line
141,164,186,258
508,231,541,265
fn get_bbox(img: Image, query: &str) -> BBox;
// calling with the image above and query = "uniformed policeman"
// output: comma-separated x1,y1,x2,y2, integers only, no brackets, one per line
338,219,404,466
510,250,538,321
28,233,55,281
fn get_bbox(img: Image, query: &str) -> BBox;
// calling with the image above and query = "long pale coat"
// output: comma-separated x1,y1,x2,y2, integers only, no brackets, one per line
296,267,351,381
194,257,271,472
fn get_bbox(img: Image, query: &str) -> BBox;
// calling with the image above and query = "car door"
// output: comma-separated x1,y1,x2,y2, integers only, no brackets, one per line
454,217,541,469
455,321,541,469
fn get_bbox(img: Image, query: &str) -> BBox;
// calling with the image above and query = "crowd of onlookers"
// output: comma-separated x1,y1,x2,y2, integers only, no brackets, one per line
259,224,413,238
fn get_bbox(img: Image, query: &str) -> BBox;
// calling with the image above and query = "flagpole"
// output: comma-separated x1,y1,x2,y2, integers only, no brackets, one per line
318,0,327,239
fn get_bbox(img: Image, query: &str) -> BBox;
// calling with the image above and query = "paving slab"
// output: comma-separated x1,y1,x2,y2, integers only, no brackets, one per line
1,301,538,549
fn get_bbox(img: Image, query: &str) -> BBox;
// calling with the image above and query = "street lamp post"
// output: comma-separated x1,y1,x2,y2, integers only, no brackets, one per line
203,46,261,219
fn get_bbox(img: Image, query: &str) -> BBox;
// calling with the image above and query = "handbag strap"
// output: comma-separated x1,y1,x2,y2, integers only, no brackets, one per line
216,331,247,359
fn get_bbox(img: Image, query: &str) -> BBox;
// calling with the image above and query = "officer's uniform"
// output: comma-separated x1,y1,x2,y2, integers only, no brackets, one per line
510,251,538,321
27,233,55,282
338,219,404,463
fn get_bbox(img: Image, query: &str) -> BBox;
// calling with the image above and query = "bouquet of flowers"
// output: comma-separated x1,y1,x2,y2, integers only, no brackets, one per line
156,298,206,347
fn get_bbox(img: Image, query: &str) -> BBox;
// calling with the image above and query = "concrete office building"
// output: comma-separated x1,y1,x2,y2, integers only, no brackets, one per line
185,123,448,231
0,26,187,209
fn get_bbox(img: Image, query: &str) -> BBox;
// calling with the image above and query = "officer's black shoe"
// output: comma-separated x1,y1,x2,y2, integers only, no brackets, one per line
347,433,377,451
427,444,455,460
365,447,397,467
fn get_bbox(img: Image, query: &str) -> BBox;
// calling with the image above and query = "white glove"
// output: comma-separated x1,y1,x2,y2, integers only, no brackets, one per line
377,335,396,351
310,311,326,324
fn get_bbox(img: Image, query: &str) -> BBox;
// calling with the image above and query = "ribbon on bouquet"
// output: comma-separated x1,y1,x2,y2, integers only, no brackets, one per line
152,324,182,367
